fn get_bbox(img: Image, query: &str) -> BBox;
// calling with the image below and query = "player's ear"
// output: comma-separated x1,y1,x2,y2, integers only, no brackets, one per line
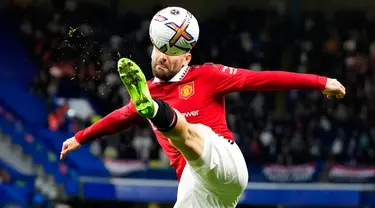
184,52,192,65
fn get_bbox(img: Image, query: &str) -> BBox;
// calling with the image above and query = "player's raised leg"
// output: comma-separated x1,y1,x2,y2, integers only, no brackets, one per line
117,58,203,161
118,58,248,207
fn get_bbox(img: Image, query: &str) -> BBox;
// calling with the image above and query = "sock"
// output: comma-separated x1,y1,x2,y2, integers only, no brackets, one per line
150,99,178,132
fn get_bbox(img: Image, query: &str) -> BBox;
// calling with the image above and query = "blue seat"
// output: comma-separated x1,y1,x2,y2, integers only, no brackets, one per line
0,184,31,206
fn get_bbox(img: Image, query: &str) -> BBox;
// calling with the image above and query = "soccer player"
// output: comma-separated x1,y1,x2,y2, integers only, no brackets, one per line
60,48,345,207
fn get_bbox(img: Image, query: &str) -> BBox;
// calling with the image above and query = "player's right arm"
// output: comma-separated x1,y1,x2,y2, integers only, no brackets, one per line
60,101,141,160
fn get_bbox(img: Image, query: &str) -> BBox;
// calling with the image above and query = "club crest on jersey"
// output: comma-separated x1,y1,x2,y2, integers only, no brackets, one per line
179,82,194,100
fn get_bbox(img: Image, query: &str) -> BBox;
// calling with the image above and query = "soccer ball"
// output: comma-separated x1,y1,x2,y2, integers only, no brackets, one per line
149,7,199,56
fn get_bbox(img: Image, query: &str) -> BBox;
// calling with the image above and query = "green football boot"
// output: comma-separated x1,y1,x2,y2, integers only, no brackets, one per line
117,58,155,118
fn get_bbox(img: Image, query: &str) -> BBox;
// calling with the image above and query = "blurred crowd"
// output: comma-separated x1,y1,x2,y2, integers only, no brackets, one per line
0,168,11,184
8,0,375,166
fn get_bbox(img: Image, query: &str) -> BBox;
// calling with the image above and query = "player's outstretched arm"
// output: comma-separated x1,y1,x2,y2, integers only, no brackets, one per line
60,102,141,160
209,64,345,98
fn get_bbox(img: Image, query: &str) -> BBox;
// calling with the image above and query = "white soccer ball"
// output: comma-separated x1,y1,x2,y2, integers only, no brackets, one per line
149,7,199,56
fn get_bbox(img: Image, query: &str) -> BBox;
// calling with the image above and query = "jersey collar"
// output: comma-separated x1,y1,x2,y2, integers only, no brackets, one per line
153,65,189,83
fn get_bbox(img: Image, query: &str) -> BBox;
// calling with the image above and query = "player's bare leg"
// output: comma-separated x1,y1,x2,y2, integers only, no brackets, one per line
118,58,203,161
151,101,204,161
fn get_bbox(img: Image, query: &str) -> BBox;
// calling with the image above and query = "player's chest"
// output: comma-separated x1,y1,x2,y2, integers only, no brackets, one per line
150,81,210,113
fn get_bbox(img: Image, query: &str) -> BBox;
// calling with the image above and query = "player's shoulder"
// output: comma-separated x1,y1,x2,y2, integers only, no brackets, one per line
189,62,224,72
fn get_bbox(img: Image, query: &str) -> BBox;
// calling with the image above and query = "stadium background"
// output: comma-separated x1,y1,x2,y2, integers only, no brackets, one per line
1,0,375,207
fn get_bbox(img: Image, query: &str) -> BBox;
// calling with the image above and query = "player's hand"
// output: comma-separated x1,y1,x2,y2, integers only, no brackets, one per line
60,137,81,160
322,78,346,99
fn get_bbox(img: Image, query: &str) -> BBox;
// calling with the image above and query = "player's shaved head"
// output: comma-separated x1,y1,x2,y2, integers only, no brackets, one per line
151,46,191,81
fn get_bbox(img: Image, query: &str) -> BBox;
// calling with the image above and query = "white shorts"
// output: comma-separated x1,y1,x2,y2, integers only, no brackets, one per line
174,124,248,208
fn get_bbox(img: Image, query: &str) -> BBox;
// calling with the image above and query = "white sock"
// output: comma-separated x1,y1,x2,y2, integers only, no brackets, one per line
151,100,159,118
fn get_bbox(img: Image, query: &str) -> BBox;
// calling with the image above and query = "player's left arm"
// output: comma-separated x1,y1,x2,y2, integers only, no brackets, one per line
209,64,345,99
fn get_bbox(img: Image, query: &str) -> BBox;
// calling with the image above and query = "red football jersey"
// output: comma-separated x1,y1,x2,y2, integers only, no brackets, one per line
75,63,327,181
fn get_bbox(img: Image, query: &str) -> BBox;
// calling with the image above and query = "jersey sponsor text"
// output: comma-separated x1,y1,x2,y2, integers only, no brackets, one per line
181,110,199,117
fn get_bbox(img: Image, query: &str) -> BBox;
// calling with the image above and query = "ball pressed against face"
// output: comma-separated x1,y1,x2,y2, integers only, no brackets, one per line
151,46,191,81
149,6,199,56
